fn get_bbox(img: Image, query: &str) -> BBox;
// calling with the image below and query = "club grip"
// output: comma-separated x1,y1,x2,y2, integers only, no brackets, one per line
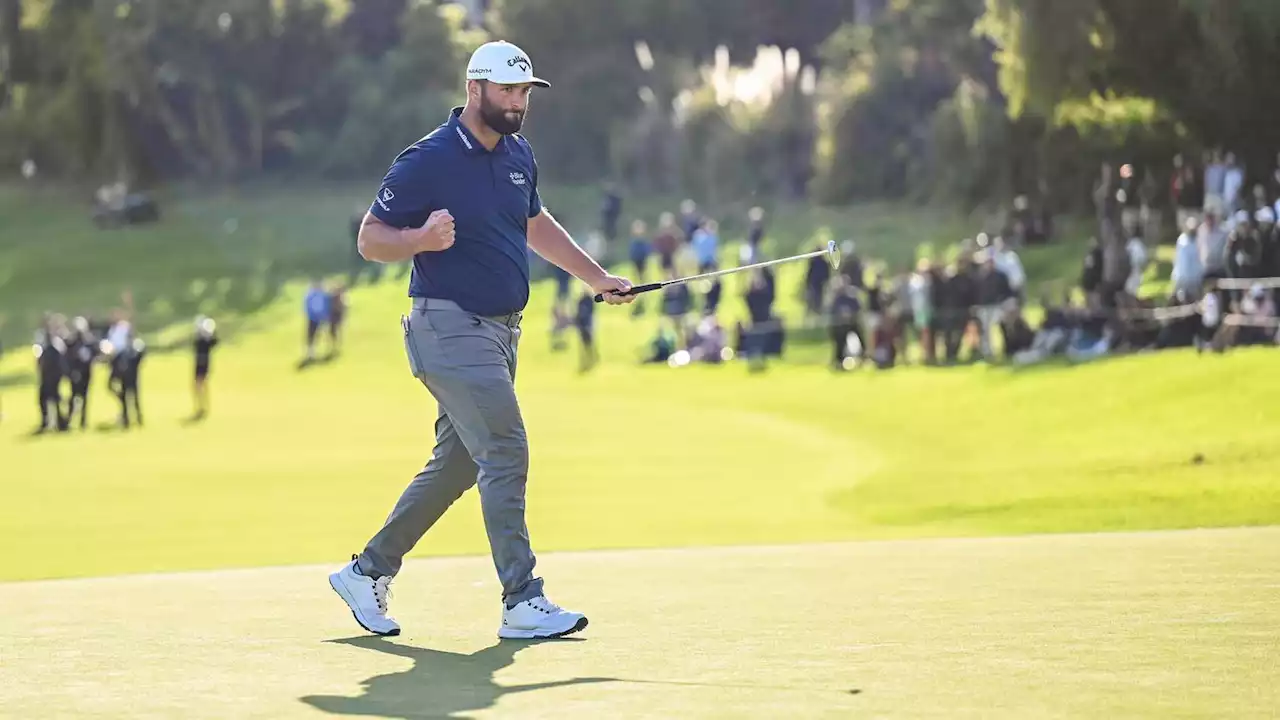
594,282,663,303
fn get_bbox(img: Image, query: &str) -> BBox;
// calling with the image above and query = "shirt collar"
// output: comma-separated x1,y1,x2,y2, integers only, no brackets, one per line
448,107,509,155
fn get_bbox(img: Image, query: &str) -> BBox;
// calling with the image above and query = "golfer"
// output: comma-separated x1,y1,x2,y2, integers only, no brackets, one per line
329,41,635,639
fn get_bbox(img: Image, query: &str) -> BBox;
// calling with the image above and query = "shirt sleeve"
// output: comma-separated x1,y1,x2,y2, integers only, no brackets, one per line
369,146,435,229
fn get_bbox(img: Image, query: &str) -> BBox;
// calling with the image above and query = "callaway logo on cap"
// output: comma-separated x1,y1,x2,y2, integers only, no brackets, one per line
466,41,550,88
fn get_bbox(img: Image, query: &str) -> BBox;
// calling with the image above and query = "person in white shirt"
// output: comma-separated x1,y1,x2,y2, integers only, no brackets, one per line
1223,153,1244,215
992,236,1026,300
1197,211,1228,278
1171,217,1204,298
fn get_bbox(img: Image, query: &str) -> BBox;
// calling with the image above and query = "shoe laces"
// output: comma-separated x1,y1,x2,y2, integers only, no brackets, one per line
527,596,562,615
373,576,393,614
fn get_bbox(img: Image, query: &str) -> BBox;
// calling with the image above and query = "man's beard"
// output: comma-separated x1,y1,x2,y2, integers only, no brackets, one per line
479,95,525,135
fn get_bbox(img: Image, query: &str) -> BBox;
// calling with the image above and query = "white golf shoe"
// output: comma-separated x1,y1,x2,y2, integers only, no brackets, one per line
498,595,588,639
329,555,401,636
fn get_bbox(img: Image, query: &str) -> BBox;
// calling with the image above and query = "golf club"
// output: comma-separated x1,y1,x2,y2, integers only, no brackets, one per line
594,240,841,303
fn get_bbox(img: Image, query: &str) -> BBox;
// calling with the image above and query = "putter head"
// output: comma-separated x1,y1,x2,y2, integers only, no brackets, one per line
826,240,841,270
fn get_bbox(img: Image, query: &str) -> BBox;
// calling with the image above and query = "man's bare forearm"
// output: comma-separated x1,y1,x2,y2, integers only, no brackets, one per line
527,211,607,283
357,213,420,263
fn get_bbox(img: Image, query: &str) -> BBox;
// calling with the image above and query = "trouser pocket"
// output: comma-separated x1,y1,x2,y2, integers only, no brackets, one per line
403,314,429,378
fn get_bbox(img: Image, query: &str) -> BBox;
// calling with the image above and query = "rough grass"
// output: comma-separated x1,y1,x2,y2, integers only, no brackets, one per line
1,184,1277,582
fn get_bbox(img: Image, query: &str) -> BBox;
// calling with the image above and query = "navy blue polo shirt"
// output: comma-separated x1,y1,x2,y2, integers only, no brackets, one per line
368,107,543,316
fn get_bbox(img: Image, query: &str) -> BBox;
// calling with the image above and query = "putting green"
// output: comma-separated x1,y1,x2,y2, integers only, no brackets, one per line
3,527,1277,719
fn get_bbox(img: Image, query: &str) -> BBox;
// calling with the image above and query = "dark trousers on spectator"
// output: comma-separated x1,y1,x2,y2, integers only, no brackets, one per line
940,316,966,363
830,323,862,366
112,375,142,428
38,382,66,431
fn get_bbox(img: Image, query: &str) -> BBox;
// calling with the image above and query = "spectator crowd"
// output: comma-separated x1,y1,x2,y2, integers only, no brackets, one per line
569,149,1280,373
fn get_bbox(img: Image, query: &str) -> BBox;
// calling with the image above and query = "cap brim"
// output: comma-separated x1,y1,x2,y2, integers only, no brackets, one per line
481,76,551,88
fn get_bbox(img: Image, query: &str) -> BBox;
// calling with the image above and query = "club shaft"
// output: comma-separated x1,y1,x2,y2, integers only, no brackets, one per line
662,249,830,288
594,243,836,303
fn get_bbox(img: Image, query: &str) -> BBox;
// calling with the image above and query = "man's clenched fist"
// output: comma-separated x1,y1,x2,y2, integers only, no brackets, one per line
407,209,455,252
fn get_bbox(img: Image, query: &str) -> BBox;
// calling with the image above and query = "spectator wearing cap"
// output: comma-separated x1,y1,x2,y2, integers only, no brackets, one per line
1225,213,1264,289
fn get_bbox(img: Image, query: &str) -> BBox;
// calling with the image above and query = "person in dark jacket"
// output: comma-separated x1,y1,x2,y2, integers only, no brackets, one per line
938,262,977,364
109,331,146,429
33,313,70,430
661,269,692,347
837,241,864,290
804,245,832,320
975,253,1014,360
65,317,99,430
827,275,863,370
998,302,1035,357
192,316,219,420
744,268,776,372
1081,237,1104,298
1225,217,1264,307
702,272,723,317
34,316,70,433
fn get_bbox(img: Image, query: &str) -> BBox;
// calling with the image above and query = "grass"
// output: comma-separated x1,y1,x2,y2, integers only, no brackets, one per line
1,183,1278,583
2,183,1279,718
1,529,1277,718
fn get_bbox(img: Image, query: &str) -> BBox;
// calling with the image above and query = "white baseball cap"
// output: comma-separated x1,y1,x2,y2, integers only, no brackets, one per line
466,41,550,88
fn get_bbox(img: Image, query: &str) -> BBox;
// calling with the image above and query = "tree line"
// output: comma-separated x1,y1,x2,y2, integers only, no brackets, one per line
2,0,1278,215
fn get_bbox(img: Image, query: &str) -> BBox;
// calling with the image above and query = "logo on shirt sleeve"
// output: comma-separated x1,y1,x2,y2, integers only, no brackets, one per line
509,172,527,186
376,187,394,212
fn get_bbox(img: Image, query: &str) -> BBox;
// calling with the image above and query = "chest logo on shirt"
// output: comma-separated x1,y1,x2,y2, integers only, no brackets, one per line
509,172,527,186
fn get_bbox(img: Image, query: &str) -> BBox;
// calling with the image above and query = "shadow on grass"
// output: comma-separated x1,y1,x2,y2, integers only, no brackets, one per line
300,635,614,720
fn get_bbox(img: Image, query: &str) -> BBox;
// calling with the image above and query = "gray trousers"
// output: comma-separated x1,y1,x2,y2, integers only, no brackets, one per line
357,298,543,607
